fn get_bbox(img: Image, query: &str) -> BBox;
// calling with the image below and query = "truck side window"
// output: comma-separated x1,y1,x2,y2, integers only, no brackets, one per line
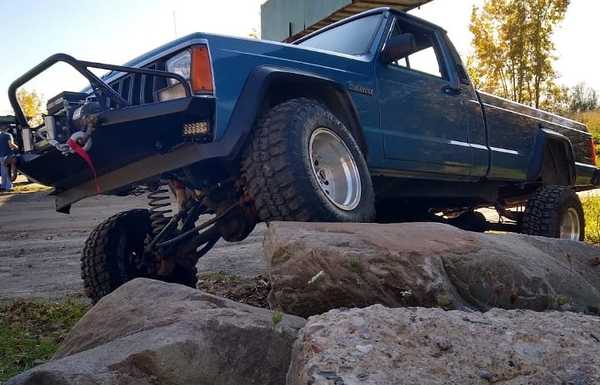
388,20,447,80
406,44,442,78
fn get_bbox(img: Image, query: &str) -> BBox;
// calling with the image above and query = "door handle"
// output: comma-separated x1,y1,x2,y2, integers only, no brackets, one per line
442,85,462,96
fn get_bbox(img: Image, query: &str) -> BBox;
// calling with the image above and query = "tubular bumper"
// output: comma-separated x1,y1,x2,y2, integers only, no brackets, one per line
7,53,226,213
17,95,216,212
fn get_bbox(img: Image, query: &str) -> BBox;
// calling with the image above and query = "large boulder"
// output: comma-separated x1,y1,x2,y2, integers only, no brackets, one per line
265,222,600,317
7,278,305,385
287,305,600,385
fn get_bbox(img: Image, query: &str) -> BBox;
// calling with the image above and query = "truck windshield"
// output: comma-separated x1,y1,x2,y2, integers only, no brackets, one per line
297,13,383,56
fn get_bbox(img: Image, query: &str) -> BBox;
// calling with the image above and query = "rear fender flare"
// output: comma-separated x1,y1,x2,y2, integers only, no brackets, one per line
527,127,576,186
225,65,367,158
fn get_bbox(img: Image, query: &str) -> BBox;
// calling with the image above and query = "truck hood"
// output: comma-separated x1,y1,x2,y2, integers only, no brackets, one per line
100,31,374,86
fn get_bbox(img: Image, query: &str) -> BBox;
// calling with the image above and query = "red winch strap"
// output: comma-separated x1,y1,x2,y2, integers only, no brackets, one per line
67,138,101,194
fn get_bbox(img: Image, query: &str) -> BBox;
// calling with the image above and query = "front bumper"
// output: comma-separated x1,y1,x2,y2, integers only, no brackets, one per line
17,96,216,211
19,96,214,187
8,53,227,212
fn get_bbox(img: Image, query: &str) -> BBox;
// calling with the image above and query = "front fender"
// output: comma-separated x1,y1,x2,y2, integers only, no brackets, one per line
224,65,365,158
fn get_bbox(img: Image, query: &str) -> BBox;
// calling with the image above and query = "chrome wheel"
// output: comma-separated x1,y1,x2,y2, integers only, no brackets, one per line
309,127,362,211
560,208,581,240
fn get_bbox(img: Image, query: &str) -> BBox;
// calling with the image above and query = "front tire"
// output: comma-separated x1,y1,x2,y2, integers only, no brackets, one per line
522,186,585,241
242,98,375,222
81,209,197,303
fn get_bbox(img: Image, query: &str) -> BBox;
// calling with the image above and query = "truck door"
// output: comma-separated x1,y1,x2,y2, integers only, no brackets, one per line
444,36,489,178
376,16,481,177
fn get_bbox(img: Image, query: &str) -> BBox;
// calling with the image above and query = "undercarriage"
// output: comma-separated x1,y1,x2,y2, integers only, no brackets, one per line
142,177,256,280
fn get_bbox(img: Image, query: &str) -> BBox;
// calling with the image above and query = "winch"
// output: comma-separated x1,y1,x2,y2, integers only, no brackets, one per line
22,91,106,155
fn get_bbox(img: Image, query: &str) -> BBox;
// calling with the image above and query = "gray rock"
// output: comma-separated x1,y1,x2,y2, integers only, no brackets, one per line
264,222,471,317
264,222,600,317
444,232,600,313
287,305,600,385
7,278,305,385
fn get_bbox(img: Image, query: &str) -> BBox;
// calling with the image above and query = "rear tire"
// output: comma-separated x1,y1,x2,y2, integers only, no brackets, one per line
81,209,197,303
242,98,375,222
522,185,585,241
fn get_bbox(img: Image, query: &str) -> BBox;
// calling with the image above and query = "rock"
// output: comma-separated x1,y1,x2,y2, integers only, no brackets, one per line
264,222,471,317
287,305,600,385
264,222,600,317
444,232,600,313
7,278,305,385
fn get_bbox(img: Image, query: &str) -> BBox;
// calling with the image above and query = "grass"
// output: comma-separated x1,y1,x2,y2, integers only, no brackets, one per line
0,298,89,382
271,310,284,328
572,110,600,244
10,183,52,194
582,196,600,245
348,255,362,273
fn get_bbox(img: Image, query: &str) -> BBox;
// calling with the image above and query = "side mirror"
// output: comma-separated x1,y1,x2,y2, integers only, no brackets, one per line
381,33,417,64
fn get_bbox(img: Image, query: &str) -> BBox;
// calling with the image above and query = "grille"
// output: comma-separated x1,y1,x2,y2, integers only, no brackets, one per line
106,62,168,108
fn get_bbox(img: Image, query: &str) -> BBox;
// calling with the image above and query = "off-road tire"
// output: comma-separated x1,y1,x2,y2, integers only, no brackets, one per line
81,209,197,303
521,185,585,240
242,98,375,222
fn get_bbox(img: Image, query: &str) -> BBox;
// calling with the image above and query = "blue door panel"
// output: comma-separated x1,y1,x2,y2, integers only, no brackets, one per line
377,66,473,176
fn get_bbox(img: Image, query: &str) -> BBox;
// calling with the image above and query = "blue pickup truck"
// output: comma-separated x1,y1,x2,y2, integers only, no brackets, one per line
8,7,600,301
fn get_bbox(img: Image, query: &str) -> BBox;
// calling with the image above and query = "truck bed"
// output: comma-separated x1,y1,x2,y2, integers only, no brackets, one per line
479,92,596,186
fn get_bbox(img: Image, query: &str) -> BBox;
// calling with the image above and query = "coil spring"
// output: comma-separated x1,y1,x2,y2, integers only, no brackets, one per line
147,182,173,235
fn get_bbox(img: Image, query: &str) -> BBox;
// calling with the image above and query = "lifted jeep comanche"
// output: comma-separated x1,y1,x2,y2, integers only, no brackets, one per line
8,8,600,301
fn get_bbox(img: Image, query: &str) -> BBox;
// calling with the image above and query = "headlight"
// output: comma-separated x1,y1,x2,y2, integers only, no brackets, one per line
161,45,213,98
157,83,186,102
166,50,191,86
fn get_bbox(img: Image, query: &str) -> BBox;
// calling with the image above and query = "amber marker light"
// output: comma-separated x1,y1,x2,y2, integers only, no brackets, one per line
191,45,214,94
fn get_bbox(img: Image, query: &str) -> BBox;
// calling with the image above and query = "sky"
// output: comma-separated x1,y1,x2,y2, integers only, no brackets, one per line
0,0,597,115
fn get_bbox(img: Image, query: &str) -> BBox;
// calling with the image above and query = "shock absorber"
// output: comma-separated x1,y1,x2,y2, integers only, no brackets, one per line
147,181,173,235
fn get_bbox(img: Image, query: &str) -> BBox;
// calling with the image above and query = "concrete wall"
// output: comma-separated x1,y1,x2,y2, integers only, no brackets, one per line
261,0,351,42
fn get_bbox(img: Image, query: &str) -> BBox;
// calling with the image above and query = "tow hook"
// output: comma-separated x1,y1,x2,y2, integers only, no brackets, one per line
68,131,93,152
50,113,99,156
64,114,102,192
67,112,100,153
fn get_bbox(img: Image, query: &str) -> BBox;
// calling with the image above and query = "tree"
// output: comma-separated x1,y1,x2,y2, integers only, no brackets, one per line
467,0,569,110
16,89,45,126
248,28,259,39
568,83,598,113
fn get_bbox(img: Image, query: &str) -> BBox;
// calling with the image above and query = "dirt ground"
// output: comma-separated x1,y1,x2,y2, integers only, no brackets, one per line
0,191,266,300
